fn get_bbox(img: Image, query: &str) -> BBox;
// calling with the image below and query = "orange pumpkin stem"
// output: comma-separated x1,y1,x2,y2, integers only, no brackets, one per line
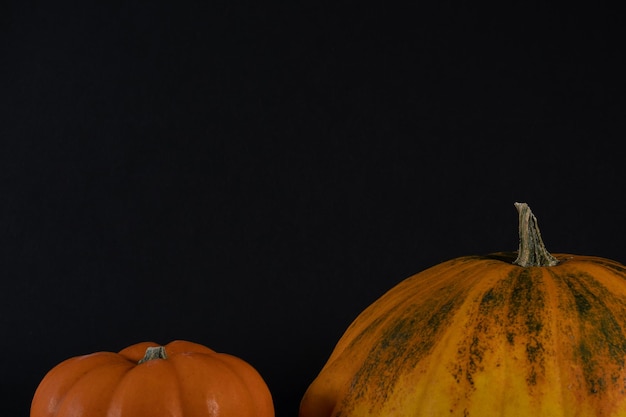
513,202,559,267
138,346,168,364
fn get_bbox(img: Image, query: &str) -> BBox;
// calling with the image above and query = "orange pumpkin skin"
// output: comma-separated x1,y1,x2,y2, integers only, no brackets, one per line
300,253,626,417
31,340,274,417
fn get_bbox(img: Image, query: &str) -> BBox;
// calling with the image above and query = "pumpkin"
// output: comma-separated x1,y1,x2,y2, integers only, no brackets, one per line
300,203,626,417
30,340,274,417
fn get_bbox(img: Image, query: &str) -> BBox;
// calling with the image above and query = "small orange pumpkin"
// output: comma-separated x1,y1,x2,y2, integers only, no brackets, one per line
31,340,274,417
300,203,626,417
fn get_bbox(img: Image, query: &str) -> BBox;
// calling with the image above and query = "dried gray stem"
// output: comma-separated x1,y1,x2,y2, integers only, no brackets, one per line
138,346,168,364
513,202,559,267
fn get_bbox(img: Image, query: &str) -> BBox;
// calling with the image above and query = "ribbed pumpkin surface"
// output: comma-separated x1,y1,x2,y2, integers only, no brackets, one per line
31,340,275,417
300,252,626,417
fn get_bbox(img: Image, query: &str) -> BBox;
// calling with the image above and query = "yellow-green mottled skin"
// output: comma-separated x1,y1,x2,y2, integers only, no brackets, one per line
300,253,626,417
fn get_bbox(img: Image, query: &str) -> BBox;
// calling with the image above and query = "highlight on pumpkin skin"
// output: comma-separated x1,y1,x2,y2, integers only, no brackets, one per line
299,204,626,417
30,340,275,417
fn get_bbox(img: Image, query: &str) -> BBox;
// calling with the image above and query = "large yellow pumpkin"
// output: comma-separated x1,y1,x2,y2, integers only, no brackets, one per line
31,340,274,417
300,203,626,417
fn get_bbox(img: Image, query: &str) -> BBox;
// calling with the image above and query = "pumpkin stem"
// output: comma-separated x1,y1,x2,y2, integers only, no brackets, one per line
513,202,559,267
138,346,168,364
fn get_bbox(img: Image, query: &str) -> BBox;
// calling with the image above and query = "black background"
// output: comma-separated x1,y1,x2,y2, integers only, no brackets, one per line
2,2,625,416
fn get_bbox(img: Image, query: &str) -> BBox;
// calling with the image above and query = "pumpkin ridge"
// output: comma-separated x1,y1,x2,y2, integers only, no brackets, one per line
326,257,488,365
587,257,626,277
448,266,551,411
169,354,217,417
562,271,626,393
336,259,503,415
509,268,548,388
106,351,184,417
169,356,185,417
56,357,134,417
